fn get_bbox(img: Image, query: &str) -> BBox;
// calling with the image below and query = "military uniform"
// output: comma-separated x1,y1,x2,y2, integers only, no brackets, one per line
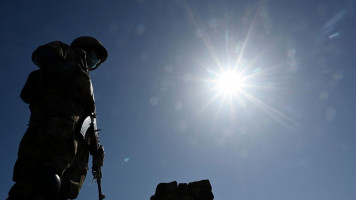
8,38,107,200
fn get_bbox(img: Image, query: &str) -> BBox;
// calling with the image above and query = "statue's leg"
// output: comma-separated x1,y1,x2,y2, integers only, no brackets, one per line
57,135,89,199
8,117,77,200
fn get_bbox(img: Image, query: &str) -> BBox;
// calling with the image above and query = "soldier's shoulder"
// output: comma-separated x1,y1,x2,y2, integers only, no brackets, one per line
33,41,70,54
29,69,42,76
42,41,70,49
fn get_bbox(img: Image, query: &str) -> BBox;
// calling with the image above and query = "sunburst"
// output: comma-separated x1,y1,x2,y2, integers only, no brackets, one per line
183,1,298,129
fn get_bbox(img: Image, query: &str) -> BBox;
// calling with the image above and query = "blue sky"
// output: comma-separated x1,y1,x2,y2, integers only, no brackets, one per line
1,0,356,199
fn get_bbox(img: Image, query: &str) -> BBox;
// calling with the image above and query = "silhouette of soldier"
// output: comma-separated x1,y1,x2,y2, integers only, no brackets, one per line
8,36,107,200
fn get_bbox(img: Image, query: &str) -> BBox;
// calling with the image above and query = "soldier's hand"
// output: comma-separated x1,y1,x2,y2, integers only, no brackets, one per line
92,166,102,180
93,145,105,168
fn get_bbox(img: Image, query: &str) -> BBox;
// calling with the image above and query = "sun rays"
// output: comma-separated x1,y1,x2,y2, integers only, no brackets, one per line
183,1,298,129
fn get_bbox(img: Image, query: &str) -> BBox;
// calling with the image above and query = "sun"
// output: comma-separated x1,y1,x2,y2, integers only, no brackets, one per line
210,68,248,98
215,71,245,95
182,2,298,130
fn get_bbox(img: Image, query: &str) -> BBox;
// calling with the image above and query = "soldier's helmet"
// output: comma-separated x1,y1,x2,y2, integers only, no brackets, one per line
71,36,108,70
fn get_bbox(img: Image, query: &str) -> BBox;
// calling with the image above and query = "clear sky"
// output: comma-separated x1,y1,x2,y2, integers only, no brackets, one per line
1,0,356,199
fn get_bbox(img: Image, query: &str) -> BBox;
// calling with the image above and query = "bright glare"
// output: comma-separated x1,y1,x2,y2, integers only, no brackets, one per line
184,2,297,131
215,71,244,95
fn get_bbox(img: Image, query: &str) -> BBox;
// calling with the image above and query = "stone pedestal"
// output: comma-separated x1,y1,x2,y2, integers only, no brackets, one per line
150,179,214,200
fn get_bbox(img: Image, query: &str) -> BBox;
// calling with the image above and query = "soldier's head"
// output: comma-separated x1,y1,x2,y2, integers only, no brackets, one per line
71,36,108,71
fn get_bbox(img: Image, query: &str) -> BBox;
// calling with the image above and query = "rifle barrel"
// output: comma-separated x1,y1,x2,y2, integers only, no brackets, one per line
98,178,105,200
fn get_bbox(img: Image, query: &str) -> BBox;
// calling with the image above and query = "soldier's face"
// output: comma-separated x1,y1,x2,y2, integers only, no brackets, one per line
86,51,101,70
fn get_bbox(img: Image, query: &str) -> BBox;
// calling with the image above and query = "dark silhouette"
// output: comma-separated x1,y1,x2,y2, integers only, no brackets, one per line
8,36,107,200
151,180,214,200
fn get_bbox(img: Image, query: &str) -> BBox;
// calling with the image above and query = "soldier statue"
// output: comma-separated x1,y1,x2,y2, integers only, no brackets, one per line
7,36,107,200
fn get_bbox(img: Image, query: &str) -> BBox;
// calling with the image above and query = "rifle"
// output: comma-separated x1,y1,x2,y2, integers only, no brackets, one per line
80,113,105,200
92,162,105,200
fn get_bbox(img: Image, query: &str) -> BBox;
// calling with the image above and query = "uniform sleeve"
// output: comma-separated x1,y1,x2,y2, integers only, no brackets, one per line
20,70,43,104
31,41,67,69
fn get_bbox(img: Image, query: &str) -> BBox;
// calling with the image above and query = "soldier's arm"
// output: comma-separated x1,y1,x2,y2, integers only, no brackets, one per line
20,70,43,104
